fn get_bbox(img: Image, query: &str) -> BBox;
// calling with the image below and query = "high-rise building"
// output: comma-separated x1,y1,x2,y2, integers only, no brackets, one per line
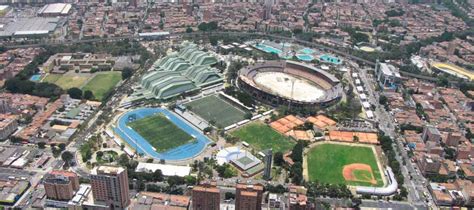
422,125,442,143
192,182,220,210
235,184,263,210
44,170,80,201
263,0,273,20
90,166,130,209
263,149,272,180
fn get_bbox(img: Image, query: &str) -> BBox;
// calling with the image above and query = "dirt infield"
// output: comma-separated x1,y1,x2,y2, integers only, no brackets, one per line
342,163,377,185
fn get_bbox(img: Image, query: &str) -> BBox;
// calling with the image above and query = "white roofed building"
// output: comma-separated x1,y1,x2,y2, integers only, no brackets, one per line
375,61,401,90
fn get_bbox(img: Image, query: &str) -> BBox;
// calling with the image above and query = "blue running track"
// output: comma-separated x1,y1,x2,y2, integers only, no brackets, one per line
113,108,211,160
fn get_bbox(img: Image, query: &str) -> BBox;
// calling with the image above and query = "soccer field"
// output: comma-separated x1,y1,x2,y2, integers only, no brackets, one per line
127,113,195,152
186,95,248,128
43,74,90,90
231,122,295,153
306,143,384,187
82,72,122,101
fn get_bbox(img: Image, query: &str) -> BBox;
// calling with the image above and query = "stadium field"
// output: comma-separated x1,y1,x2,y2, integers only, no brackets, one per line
127,113,195,152
82,72,122,101
185,95,248,128
231,122,295,153
306,143,383,187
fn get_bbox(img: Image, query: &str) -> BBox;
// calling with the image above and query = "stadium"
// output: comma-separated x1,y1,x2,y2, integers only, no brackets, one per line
113,108,211,161
238,60,342,109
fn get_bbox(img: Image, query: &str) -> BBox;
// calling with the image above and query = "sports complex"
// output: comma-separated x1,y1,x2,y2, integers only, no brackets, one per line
238,60,343,109
113,107,211,161
430,61,474,81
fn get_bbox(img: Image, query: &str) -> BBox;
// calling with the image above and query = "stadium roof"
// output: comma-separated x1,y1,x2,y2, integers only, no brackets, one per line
38,3,72,15
136,42,222,100
0,17,60,37
135,162,191,177
139,31,170,37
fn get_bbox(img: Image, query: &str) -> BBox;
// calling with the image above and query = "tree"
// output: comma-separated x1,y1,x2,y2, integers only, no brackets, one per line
96,151,104,159
122,67,133,80
186,27,193,33
184,175,197,185
379,95,388,105
68,88,83,99
84,90,94,100
244,113,252,119
153,169,164,182
225,192,235,200
209,36,218,46
291,141,304,163
118,153,130,167
273,152,284,166
61,151,74,167
58,143,66,151
37,142,46,149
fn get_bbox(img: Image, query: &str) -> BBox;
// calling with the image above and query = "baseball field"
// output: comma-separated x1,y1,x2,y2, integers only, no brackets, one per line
306,143,384,187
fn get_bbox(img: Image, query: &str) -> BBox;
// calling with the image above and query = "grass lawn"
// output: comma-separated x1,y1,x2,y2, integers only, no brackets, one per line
82,72,121,101
186,95,248,128
231,122,295,153
307,143,383,187
43,74,90,90
127,113,194,152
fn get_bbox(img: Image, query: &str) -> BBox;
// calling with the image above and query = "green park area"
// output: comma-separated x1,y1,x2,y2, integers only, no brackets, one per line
127,114,195,152
82,72,121,101
230,122,295,153
306,143,384,187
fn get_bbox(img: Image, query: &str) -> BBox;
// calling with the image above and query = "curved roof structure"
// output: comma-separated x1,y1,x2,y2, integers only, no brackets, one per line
355,167,398,196
135,42,222,100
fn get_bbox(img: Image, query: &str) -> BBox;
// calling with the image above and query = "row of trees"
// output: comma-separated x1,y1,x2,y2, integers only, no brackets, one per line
67,88,94,100
379,134,408,200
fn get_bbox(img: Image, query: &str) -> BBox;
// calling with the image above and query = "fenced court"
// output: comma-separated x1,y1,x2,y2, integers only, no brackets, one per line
185,95,248,128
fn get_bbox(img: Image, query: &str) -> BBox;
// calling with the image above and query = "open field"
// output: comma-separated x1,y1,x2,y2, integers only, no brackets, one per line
231,122,295,153
43,74,90,90
306,143,383,187
82,72,121,101
127,113,195,152
186,95,248,128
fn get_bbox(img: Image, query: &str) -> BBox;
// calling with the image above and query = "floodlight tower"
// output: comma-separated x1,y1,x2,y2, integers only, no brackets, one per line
288,78,296,111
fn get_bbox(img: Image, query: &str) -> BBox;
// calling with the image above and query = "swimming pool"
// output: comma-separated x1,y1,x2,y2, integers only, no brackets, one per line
30,74,41,81
254,43,282,55
320,54,343,65
114,108,211,161
296,54,314,61
299,48,315,54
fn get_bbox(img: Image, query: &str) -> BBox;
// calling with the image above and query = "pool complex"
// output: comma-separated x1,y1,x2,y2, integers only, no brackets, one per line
299,48,315,54
30,74,41,81
296,54,314,61
255,43,282,54
320,54,343,65
113,108,211,160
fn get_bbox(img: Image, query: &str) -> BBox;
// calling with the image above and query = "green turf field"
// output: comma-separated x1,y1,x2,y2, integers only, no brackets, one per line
43,74,90,90
127,113,194,152
231,122,295,153
307,143,383,187
82,72,121,101
186,95,248,128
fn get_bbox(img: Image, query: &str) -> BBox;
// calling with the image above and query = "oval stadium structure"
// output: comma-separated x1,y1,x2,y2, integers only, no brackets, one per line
238,60,342,109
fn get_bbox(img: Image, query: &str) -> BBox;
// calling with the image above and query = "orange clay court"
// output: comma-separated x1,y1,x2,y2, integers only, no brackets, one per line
327,130,379,144
306,114,337,129
342,163,377,185
270,115,305,134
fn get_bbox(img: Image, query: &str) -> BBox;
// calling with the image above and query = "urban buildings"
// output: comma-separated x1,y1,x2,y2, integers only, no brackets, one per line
235,184,264,210
375,61,401,90
43,170,80,201
90,166,130,209
192,182,220,210
263,149,272,180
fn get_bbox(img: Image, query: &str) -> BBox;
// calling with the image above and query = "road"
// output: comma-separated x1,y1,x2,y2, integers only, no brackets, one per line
352,63,431,209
